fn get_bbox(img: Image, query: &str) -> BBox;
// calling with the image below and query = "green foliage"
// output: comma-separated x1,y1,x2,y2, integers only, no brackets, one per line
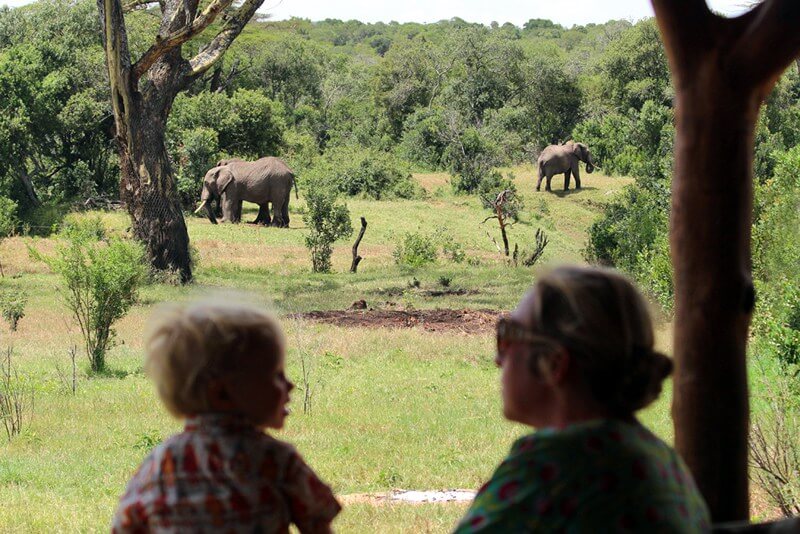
477,171,524,221
440,234,466,263
174,128,219,209
31,228,147,372
0,286,26,331
445,125,500,194
393,231,438,268
302,181,353,273
0,0,116,211
308,145,420,200
168,89,286,162
59,213,106,241
0,196,18,236
599,19,670,111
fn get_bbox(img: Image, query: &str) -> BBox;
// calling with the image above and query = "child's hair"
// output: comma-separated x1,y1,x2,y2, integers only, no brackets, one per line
145,300,285,418
527,265,672,416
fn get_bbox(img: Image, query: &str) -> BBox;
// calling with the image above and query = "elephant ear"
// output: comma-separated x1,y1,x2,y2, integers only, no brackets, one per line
217,168,234,194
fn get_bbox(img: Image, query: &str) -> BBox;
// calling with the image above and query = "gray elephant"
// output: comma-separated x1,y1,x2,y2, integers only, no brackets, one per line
194,157,297,227
536,141,595,192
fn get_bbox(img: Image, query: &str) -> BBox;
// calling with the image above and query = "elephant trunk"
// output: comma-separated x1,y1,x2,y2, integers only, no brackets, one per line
195,198,218,224
585,152,596,174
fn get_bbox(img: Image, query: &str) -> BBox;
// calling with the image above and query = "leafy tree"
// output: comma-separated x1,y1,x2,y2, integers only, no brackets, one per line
599,19,670,112
97,0,266,282
303,181,352,273
0,1,115,211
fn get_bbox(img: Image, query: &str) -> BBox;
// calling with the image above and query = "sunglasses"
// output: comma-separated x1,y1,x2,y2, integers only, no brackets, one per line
495,317,562,362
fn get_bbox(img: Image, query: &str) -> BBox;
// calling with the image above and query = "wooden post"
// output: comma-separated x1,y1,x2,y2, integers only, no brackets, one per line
350,217,367,273
651,0,800,521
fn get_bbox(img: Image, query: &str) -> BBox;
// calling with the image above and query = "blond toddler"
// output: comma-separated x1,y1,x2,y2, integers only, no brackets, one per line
112,302,340,533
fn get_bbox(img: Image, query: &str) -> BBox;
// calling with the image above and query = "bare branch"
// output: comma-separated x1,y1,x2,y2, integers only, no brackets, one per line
730,0,800,90
188,0,264,78
481,215,498,224
132,0,234,79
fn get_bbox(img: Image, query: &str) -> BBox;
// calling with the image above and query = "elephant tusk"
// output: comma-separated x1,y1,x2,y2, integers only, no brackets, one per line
194,200,208,214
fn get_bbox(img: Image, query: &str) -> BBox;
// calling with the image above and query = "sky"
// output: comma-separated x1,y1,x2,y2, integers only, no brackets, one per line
1,0,751,27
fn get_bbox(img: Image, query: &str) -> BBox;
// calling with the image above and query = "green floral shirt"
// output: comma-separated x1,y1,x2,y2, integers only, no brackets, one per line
455,419,710,533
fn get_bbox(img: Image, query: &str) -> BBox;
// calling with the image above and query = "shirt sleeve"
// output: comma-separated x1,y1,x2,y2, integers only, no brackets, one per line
282,450,341,533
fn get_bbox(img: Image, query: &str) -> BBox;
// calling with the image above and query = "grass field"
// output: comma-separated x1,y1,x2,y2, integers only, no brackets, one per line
0,167,778,531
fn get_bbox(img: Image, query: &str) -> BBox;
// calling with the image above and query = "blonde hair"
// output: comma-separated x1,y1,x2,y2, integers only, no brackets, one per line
144,300,285,418
528,265,672,415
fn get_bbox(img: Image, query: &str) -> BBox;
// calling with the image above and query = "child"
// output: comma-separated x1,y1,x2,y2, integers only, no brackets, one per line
112,301,340,533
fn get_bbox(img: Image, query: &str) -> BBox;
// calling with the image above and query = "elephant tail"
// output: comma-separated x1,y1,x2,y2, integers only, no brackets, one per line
293,175,299,199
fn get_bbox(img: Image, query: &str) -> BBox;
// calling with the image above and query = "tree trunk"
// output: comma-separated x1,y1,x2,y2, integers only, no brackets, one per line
118,100,192,281
97,0,264,282
651,0,800,521
670,79,759,521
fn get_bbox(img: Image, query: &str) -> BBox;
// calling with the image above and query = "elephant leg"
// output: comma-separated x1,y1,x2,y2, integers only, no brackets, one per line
270,202,283,227
254,204,271,225
221,195,237,223
564,169,572,190
546,173,553,192
574,167,582,189
231,201,243,223
536,171,544,191
281,202,290,228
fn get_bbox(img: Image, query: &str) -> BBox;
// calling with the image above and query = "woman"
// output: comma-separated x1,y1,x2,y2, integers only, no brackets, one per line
455,266,710,533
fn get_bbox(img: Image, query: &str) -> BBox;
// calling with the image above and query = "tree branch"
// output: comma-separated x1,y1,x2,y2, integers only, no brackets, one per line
97,0,134,141
132,0,233,80
730,0,800,90
187,0,264,78
650,0,714,76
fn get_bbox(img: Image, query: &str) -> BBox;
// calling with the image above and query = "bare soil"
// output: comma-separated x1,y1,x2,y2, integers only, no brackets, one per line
289,307,502,333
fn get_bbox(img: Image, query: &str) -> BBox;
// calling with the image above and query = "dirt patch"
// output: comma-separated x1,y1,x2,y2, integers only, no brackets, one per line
289,307,502,333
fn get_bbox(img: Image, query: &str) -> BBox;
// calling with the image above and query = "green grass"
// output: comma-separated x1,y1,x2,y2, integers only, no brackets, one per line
0,166,775,531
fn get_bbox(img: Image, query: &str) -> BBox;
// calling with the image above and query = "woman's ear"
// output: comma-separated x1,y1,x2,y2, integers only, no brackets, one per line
541,348,571,385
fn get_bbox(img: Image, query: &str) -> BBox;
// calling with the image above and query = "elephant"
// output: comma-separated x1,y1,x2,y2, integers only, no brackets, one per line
194,157,298,227
536,141,596,192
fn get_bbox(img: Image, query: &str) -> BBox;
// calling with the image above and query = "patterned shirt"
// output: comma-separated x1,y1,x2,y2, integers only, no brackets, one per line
454,419,710,533
112,414,340,533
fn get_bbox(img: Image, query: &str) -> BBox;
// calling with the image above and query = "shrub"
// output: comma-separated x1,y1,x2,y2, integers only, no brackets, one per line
31,229,147,373
173,127,219,209
308,145,420,200
0,197,19,237
303,181,353,273
393,231,438,267
440,234,466,263
478,171,524,222
60,213,106,241
0,287,26,331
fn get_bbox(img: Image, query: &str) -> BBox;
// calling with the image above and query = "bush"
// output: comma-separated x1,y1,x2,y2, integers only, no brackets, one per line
173,127,219,209
440,234,466,263
445,126,500,194
308,145,420,200
31,229,147,373
60,213,106,241
0,197,19,237
303,181,353,273
0,287,26,331
478,171,524,222
393,231,438,267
